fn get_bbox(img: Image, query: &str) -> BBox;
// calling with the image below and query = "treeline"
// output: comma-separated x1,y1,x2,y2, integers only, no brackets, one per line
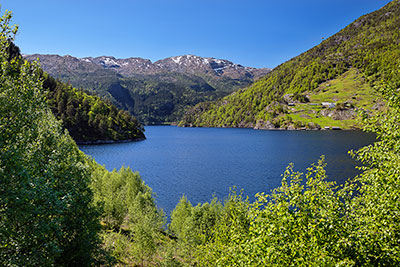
179,0,400,128
90,165,165,265
118,72,228,125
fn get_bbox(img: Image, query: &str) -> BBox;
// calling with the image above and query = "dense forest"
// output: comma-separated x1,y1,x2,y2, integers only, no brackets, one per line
1,2,400,266
179,0,400,130
9,45,145,143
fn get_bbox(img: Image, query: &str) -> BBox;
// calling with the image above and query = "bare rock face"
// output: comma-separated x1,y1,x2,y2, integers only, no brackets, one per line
283,94,295,103
25,54,107,75
254,119,277,130
82,56,160,76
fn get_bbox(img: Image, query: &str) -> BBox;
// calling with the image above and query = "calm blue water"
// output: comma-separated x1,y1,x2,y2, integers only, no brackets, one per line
80,126,375,216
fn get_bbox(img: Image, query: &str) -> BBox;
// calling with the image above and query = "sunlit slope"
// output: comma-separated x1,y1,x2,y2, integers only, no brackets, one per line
179,0,400,129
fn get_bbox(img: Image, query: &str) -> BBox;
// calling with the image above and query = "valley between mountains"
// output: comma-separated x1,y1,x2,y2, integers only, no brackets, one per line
24,53,270,125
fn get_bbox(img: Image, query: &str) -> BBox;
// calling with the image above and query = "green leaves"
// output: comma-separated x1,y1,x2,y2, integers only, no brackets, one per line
193,159,345,266
345,84,400,265
0,11,101,266
90,165,165,265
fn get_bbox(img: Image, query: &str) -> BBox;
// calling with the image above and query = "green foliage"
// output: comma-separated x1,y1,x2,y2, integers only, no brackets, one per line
180,1,400,128
90,165,165,266
13,50,145,143
172,197,223,241
168,192,249,265
0,11,101,266
345,84,400,265
170,196,194,242
197,159,348,266
3,3,399,266
91,165,162,229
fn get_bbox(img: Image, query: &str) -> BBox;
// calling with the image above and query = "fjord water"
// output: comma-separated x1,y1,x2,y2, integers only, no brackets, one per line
80,126,375,216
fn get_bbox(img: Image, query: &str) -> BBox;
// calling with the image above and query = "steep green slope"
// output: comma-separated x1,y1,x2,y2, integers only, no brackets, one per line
118,73,232,124
282,69,381,129
69,71,254,125
179,0,400,129
42,74,145,143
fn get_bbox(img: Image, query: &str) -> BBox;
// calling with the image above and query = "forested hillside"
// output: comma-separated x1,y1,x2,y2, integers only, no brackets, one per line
179,0,400,129
11,45,145,143
42,74,145,143
24,54,270,125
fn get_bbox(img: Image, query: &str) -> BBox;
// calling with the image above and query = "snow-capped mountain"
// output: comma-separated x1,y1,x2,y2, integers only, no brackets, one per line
25,54,270,80
78,54,271,79
153,55,270,80
81,56,159,75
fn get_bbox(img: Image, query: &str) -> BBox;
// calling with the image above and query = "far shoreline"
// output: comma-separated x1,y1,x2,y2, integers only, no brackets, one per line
77,137,146,146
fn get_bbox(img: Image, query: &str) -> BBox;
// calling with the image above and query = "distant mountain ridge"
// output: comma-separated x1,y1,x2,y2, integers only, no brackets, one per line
80,54,270,79
24,53,271,124
25,54,270,81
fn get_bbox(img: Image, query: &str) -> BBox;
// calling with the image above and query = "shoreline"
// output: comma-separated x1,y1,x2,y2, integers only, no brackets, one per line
77,137,146,146
179,125,361,131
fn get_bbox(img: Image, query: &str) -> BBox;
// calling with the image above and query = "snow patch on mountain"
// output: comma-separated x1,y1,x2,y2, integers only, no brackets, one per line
171,56,183,64
101,57,120,67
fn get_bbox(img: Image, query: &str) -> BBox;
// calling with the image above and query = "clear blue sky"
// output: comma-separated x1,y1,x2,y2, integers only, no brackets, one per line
1,0,392,68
